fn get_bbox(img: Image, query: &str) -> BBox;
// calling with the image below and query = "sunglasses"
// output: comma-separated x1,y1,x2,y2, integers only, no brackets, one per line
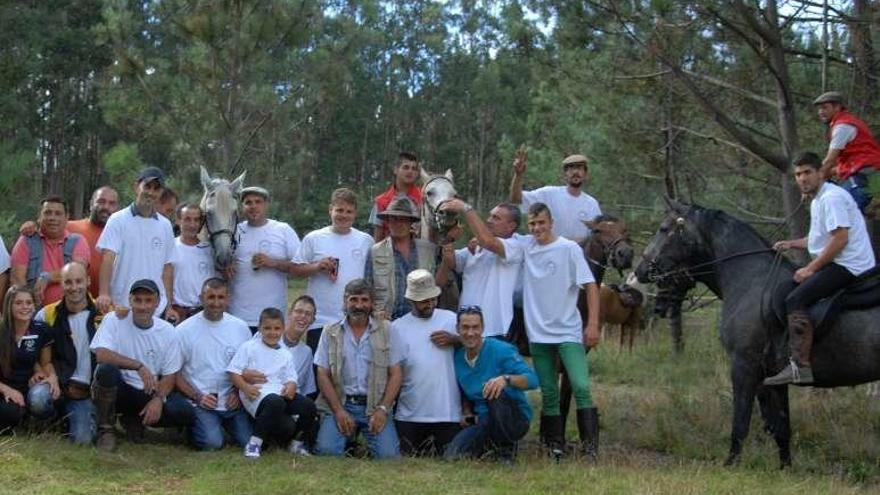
457,305,483,315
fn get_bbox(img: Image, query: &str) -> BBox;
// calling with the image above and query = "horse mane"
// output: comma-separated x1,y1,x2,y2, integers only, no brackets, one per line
692,205,772,249
592,213,619,223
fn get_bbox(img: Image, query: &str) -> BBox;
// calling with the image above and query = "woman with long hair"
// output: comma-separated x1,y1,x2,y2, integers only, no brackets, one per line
0,286,56,431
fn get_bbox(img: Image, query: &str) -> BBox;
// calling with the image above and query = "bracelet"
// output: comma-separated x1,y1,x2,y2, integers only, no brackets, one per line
376,404,389,414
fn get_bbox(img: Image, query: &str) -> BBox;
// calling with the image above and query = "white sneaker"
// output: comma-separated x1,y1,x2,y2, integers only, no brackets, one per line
244,441,262,458
288,439,311,456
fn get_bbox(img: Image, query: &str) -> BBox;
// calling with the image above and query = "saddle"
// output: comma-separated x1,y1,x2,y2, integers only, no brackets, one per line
771,265,880,334
607,284,644,308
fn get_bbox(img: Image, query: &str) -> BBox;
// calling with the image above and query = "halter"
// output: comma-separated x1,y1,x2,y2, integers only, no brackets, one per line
204,206,240,267
421,175,458,232
585,230,630,273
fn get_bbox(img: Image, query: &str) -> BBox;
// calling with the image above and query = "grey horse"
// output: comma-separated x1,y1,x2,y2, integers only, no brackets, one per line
199,166,245,271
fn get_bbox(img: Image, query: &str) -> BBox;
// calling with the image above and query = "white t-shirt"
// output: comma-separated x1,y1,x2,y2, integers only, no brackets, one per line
97,205,176,315
177,311,252,411
390,310,461,423
172,239,217,308
522,236,594,344
0,235,10,274
229,219,300,326
455,237,524,337
34,308,91,385
283,338,316,396
808,182,875,275
293,226,373,328
521,186,602,243
89,312,182,390
227,338,298,416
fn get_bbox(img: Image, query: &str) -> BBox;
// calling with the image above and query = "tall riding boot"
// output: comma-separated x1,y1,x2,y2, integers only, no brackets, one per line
544,415,566,462
576,408,599,462
539,414,549,447
93,384,118,451
764,311,815,386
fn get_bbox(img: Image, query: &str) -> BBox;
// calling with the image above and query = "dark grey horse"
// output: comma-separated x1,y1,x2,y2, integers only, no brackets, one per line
635,200,880,467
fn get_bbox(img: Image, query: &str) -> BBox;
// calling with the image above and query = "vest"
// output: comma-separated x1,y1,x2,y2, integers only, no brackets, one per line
369,237,436,317
26,233,82,287
374,184,423,215
315,319,392,415
828,111,880,180
41,298,101,387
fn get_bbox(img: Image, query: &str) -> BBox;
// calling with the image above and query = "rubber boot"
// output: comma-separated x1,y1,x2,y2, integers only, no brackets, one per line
764,311,815,386
93,384,118,452
544,415,566,462
539,414,549,447
576,407,599,462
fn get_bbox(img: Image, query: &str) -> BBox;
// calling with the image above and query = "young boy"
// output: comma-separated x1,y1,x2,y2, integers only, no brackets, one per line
227,308,317,458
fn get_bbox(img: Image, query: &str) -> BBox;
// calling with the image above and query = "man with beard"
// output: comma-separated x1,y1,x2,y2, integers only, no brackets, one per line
35,262,101,445
509,150,602,244
314,279,402,459
97,168,178,322
390,270,460,456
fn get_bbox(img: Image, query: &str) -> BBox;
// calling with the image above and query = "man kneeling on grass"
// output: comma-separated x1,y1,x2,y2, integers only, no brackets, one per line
90,279,195,451
227,308,317,458
444,306,538,464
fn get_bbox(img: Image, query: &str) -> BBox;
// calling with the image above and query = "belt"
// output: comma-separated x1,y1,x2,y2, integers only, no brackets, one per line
346,395,368,405
66,381,90,400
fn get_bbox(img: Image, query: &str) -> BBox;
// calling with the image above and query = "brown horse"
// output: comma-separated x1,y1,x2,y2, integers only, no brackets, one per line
600,284,644,353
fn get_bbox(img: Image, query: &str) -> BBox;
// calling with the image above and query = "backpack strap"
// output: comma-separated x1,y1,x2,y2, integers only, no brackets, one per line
25,235,44,286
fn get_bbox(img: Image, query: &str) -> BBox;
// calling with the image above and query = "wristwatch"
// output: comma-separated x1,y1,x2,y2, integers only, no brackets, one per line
462,203,474,214
376,404,389,414
503,375,511,385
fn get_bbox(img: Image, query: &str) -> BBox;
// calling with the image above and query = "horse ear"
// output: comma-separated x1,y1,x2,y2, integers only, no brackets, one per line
663,195,687,214
583,219,597,230
444,168,454,182
231,171,246,195
200,166,212,189
420,168,431,183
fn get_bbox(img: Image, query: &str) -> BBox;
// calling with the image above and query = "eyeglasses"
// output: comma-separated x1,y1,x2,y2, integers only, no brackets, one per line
457,305,483,315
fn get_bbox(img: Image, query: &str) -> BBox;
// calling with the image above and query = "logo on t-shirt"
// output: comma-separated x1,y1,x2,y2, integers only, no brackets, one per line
145,349,158,371
351,248,364,261
224,346,236,363
151,237,164,250
544,260,557,275
577,210,590,221
22,336,36,353
258,240,271,253
198,261,211,275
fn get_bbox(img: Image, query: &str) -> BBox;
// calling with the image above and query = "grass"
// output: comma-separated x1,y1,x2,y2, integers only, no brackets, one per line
2,300,880,494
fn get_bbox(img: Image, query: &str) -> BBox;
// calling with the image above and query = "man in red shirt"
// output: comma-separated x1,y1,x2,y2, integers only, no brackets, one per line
11,197,91,306
369,152,423,241
67,187,120,297
815,91,880,212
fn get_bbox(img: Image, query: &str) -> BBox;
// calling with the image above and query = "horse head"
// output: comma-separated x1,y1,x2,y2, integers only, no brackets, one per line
635,198,711,297
583,215,634,274
200,166,246,271
420,168,458,238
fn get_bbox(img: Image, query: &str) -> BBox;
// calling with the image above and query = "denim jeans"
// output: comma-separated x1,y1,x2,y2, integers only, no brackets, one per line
444,396,529,461
316,401,399,459
62,398,96,445
191,406,253,450
840,171,875,213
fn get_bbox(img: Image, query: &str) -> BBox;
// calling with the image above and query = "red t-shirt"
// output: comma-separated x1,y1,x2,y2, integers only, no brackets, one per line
10,230,91,305
66,219,104,297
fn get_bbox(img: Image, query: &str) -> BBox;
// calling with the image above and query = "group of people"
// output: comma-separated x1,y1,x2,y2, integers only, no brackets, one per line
0,89,878,463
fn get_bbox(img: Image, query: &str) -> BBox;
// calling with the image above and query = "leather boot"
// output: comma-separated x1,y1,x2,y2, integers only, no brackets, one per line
764,310,815,386
544,415,566,461
539,414,548,446
93,384,118,451
576,407,599,462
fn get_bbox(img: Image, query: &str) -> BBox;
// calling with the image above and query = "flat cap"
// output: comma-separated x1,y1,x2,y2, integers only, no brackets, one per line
241,186,270,201
562,154,589,167
813,91,844,106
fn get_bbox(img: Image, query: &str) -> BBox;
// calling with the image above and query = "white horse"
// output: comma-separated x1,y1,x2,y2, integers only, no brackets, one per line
419,168,457,242
199,166,245,271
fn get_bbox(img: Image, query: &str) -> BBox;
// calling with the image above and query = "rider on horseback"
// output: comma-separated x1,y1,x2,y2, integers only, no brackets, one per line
765,152,876,385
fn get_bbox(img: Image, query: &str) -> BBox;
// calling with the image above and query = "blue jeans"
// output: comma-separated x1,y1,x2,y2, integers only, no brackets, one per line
191,406,253,450
840,172,874,213
316,402,399,459
62,398,95,445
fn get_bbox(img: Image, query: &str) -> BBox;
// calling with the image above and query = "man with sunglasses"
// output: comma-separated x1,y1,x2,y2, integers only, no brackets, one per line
509,150,602,244
444,305,537,464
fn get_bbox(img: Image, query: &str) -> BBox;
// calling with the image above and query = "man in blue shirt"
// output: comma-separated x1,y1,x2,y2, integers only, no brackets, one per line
444,306,538,464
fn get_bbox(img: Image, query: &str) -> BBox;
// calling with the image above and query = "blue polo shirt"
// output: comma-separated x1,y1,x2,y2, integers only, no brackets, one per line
453,338,538,422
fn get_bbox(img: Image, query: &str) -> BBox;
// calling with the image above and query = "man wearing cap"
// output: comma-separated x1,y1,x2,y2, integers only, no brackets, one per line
509,149,602,244
314,279,402,459
90,278,195,451
390,269,461,456
96,167,178,322
364,197,451,320
814,91,880,212
228,186,300,333
369,151,423,242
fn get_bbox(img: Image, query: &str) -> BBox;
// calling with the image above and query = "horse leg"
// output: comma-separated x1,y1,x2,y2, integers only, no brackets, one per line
725,356,762,466
756,384,792,468
670,306,684,355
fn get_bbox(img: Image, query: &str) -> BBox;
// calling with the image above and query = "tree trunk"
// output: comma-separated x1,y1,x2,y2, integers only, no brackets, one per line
849,0,877,117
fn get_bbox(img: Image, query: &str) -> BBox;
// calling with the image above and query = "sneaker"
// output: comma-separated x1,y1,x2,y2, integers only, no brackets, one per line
244,441,262,458
288,439,311,456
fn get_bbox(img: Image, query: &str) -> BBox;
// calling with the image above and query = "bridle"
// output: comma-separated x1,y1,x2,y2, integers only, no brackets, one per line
204,200,240,268
422,175,458,232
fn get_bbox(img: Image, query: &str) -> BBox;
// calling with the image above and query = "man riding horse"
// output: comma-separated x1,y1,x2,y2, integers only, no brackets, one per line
765,152,876,385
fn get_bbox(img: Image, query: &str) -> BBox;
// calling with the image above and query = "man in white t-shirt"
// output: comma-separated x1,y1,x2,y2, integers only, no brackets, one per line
439,199,524,339
509,150,602,244
228,186,300,332
766,152,876,386
96,167,178,322
280,295,318,398
90,279,195,451
175,277,253,450
0,234,9,300
522,202,601,461
390,269,461,456
291,188,373,354
171,204,217,322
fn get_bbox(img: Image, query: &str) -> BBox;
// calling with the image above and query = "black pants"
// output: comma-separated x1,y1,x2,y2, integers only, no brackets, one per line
444,395,530,460
94,364,195,428
785,262,856,312
0,399,24,432
253,393,318,447
395,420,461,456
